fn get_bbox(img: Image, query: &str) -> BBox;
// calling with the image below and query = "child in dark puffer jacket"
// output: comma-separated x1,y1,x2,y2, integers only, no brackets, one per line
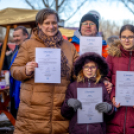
61,52,114,134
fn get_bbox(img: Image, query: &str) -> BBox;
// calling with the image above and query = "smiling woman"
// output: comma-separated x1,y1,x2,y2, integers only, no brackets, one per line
106,24,134,134
38,14,58,37
10,8,79,134
36,8,59,37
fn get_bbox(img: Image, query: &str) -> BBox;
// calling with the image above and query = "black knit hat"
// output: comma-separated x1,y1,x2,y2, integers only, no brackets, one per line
79,13,99,32
74,52,109,76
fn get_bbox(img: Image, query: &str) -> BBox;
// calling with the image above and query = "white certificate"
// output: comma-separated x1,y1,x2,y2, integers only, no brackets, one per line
80,36,102,55
116,71,134,106
34,48,61,83
77,88,103,124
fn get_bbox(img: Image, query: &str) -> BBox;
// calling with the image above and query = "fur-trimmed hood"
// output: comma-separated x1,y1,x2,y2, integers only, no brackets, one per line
107,39,134,57
74,52,109,76
107,40,122,57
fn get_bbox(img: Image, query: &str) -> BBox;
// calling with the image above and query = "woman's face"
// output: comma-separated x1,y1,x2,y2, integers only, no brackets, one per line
120,29,134,51
83,61,97,78
38,14,58,37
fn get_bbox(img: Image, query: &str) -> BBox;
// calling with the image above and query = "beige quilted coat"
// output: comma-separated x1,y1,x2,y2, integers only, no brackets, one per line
10,28,79,134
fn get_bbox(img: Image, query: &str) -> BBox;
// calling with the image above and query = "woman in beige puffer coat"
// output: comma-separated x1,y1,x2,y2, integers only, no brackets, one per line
10,8,78,134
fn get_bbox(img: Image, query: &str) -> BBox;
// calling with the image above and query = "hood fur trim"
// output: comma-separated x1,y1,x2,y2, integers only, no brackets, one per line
107,40,122,57
74,52,109,76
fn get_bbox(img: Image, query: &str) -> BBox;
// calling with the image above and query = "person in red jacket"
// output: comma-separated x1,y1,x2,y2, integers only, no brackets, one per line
106,24,134,134
61,52,114,134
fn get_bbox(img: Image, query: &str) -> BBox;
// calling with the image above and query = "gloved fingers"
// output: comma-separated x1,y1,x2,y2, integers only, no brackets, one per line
77,103,82,109
67,98,77,108
96,102,108,108
73,107,77,112
107,103,113,112
73,102,79,110
95,103,104,109
74,103,80,110
67,98,82,111
98,108,106,112
97,107,107,113
96,105,106,110
96,106,105,110
97,109,103,113
73,103,82,111
74,103,77,109
77,101,82,109
95,106,106,113
72,102,77,112
95,102,103,107
75,100,82,108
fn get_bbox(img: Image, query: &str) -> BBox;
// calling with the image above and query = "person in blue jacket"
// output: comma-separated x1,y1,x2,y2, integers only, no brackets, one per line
10,26,29,118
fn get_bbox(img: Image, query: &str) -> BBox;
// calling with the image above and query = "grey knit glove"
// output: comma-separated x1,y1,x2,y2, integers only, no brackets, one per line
67,98,82,111
95,102,112,113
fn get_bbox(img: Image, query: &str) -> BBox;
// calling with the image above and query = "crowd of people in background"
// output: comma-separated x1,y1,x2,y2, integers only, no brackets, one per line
0,7,134,134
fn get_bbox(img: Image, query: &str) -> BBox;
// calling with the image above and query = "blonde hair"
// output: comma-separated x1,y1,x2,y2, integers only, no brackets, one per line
76,68,102,84
95,69,102,83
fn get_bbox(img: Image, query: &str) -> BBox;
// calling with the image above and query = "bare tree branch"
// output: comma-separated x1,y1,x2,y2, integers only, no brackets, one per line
129,0,134,4
120,0,134,14
46,0,49,5
110,0,134,14
58,0,66,8
58,6,64,13
25,0,35,9
65,0,88,21
24,0,91,21
42,0,49,7
50,0,55,7
55,0,58,11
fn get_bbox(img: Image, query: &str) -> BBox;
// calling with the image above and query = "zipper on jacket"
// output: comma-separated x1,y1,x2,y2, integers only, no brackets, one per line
87,124,89,134
123,51,132,134
88,78,90,87
87,79,90,134
128,51,132,71
123,107,127,134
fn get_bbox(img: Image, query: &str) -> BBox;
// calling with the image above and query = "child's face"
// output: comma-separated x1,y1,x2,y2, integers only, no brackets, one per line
83,61,97,78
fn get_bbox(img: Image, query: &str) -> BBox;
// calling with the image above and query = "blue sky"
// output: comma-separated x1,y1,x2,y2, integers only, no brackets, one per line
0,0,134,27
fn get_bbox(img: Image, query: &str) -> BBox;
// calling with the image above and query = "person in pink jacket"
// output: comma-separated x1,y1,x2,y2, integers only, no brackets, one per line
106,24,134,134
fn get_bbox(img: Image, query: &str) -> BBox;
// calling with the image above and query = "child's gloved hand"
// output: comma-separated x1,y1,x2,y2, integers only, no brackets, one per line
67,98,82,111
95,102,112,113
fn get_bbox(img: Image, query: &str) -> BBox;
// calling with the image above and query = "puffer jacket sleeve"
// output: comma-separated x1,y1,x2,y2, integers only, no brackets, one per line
10,41,33,81
71,43,79,63
106,55,115,100
70,44,79,81
61,83,75,119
